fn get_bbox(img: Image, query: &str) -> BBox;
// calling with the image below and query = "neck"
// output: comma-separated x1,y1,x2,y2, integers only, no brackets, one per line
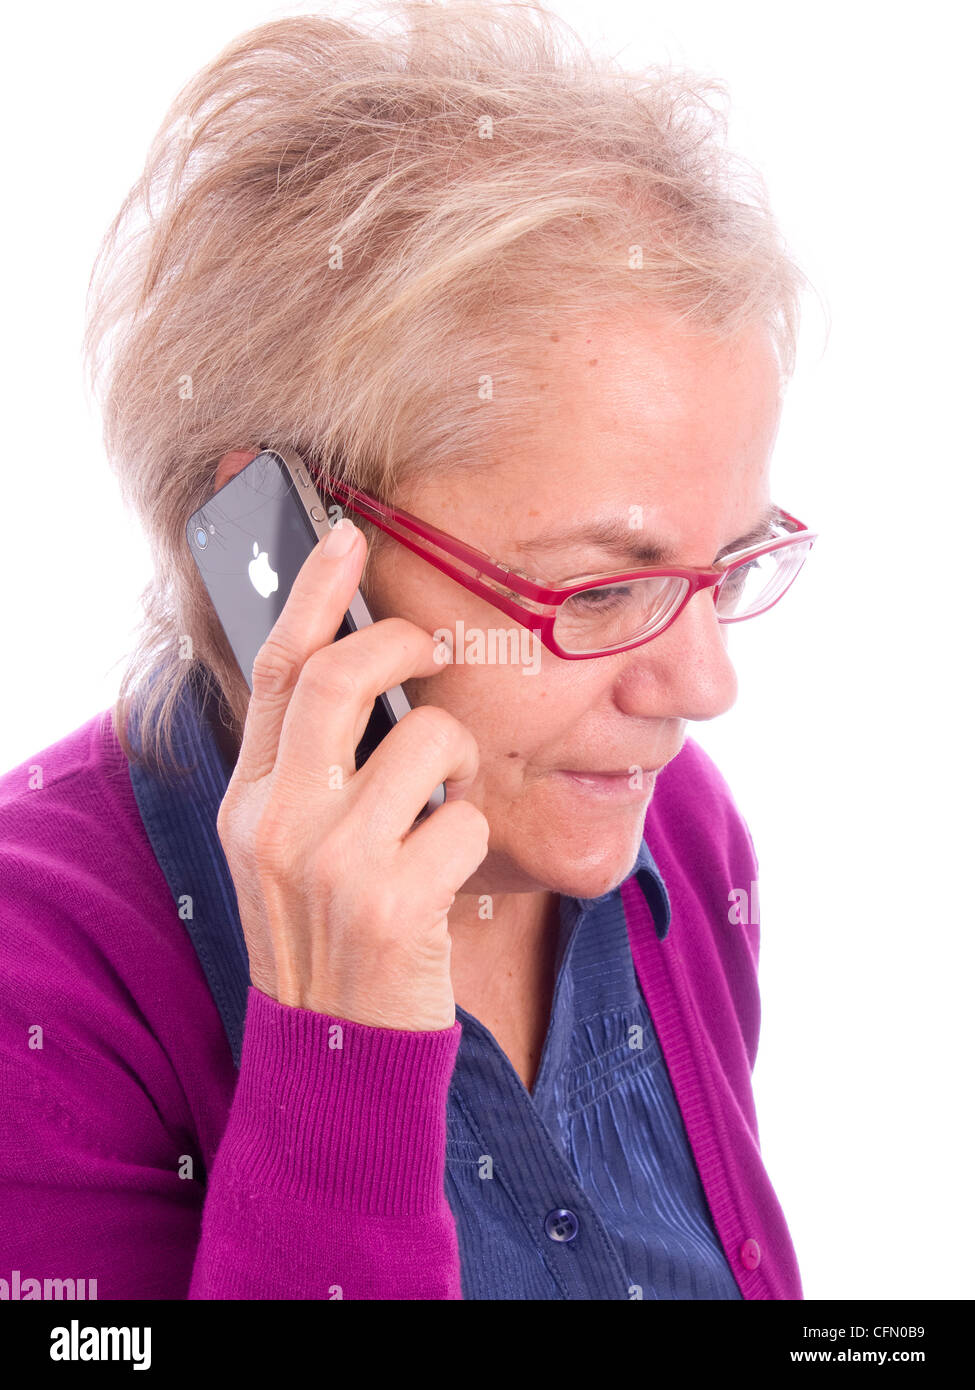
447,885,560,953
447,886,563,1055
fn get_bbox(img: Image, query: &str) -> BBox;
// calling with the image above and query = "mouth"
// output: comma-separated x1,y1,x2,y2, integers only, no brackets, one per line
552,767,661,801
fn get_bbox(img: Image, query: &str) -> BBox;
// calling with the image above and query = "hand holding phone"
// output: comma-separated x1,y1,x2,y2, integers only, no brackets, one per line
188,449,489,1028
215,515,489,1028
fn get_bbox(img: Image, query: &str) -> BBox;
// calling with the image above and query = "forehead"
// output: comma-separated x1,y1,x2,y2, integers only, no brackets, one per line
501,313,774,503
398,311,783,566
513,311,781,487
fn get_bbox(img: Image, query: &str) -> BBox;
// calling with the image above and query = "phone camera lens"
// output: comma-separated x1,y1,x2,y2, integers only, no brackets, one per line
194,527,208,548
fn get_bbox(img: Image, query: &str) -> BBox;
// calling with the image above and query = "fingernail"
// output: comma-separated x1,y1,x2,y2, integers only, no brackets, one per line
323,518,358,556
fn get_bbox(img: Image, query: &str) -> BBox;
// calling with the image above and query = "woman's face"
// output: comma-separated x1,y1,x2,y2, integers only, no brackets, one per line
361,311,784,902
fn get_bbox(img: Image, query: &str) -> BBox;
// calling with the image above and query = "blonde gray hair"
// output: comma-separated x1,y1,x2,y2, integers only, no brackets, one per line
84,0,807,773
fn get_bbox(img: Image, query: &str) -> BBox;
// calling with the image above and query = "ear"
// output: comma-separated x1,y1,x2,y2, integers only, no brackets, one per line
213,448,261,495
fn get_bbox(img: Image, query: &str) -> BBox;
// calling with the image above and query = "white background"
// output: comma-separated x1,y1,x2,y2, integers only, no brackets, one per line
2,0,971,1299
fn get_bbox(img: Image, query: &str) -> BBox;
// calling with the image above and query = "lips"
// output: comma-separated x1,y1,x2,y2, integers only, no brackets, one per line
550,767,660,802
561,768,658,777
549,739,684,797
558,758,674,777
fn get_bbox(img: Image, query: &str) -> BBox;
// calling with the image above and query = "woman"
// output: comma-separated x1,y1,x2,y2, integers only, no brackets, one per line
0,2,814,1300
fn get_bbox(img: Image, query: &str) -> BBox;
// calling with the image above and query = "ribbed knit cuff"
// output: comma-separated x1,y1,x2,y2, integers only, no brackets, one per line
223,986,462,1217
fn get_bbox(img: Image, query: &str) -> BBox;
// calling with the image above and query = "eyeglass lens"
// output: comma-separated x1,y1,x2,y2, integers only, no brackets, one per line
551,538,813,653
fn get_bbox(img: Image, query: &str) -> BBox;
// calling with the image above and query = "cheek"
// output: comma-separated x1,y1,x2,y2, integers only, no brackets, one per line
402,658,590,767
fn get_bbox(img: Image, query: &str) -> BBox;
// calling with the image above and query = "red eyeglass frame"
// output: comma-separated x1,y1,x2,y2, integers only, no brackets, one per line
312,466,817,660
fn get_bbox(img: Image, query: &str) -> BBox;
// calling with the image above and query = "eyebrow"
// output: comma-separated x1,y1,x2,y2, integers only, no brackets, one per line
516,503,781,569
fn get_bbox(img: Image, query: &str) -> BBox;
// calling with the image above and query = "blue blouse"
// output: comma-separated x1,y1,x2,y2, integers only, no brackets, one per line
445,845,741,1299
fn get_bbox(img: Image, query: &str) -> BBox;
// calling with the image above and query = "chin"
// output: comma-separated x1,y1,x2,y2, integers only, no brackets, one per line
501,805,650,900
544,853,642,903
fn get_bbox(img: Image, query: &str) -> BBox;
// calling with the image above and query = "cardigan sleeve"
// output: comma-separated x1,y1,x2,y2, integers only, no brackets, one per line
187,987,464,1300
0,843,208,1299
0,840,463,1300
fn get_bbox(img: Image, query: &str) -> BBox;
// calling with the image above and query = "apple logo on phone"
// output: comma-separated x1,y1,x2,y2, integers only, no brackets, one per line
248,540,278,598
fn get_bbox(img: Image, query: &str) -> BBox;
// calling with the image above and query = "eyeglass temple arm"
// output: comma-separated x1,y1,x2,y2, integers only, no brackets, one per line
316,469,549,596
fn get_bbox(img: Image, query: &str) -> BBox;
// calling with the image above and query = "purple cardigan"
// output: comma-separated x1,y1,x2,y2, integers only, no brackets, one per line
0,709,802,1299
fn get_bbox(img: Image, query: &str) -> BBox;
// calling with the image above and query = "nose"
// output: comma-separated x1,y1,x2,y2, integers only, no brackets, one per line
612,588,739,723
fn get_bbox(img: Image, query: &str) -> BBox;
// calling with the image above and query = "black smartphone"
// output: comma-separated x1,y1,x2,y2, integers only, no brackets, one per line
186,444,445,820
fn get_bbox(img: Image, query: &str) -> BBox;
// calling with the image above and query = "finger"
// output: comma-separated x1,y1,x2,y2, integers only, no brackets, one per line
273,618,452,799
234,519,365,783
397,796,491,908
348,702,481,839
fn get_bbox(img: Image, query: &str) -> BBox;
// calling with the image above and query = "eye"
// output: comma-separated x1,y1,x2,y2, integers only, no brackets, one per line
565,584,633,611
721,559,760,593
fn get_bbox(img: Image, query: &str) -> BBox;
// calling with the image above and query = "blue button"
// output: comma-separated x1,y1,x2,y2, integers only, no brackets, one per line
544,1208,579,1242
